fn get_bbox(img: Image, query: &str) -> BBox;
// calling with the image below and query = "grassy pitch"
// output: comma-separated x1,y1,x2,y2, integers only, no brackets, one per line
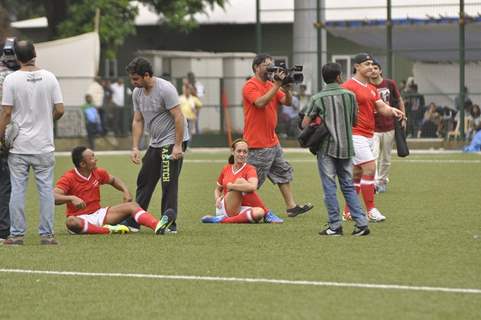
1,150,480,319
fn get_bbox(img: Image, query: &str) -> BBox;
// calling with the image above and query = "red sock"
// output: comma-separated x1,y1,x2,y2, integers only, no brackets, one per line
360,175,375,211
221,208,257,224
241,192,269,213
132,208,159,230
78,219,110,234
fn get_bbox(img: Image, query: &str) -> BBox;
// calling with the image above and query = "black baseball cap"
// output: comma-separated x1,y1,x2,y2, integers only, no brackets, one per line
372,58,382,68
352,53,373,65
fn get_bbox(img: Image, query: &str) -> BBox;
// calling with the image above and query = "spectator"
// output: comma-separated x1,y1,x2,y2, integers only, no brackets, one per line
81,94,102,150
242,53,313,220
302,62,370,236
0,38,19,243
201,139,275,224
278,93,300,139
403,81,425,138
420,102,441,138
186,71,205,134
467,104,481,140
123,57,189,233
179,82,202,138
110,78,126,136
454,86,473,113
0,40,64,245
370,60,406,193
54,146,174,235
102,79,113,134
86,76,105,135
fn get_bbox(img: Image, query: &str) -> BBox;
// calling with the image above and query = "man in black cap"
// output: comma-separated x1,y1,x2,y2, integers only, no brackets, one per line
341,53,404,222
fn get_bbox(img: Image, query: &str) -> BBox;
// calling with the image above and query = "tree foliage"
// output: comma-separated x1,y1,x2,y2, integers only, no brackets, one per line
4,0,226,59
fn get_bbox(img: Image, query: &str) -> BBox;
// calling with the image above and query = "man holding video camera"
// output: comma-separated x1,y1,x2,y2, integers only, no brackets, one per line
242,53,313,222
0,38,19,242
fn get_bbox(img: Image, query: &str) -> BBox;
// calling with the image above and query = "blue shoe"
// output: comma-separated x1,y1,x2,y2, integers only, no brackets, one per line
201,215,225,223
264,211,284,224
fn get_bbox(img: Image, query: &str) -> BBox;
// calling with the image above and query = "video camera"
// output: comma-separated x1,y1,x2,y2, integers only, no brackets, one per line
266,59,304,86
1,37,20,71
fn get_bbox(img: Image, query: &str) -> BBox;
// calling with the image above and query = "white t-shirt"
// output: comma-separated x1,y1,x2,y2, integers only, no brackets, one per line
1,69,63,154
110,82,124,107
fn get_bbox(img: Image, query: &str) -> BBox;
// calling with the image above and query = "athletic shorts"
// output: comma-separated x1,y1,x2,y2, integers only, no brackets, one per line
352,135,375,166
75,207,109,227
215,198,250,217
247,144,293,187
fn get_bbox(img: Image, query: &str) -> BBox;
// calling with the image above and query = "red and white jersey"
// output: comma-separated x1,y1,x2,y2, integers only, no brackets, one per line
217,163,257,196
55,167,111,217
342,78,381,138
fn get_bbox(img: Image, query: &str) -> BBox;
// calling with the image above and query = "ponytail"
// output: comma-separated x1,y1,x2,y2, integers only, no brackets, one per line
227,138,249,163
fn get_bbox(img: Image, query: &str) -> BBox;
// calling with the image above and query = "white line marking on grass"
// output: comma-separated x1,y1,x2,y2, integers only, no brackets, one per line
1,268,480,295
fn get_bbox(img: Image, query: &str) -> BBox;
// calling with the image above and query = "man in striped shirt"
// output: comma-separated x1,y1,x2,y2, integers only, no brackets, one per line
302,63,370,236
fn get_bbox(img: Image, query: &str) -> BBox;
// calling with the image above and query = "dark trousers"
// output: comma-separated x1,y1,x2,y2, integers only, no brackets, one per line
125,142,187,229
0,156,11,238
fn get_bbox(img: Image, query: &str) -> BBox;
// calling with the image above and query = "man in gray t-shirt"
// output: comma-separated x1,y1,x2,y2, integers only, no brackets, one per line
124,57,189,233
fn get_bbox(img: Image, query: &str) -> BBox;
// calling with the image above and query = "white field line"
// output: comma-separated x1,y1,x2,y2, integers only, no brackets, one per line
0,268,480,295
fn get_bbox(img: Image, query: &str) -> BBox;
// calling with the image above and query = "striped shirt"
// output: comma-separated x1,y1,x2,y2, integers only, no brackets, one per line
304,83,358,159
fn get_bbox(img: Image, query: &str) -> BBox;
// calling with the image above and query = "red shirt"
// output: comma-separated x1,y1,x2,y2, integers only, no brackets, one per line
55,167,111,216
242,77,285,148
373,79,401,132
342,78,381,138
217,163,257,196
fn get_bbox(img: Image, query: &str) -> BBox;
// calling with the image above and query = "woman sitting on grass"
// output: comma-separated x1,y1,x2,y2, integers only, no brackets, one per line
201,138,283,224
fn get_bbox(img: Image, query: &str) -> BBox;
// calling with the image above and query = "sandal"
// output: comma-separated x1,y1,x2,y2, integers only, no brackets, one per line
286,203,314,217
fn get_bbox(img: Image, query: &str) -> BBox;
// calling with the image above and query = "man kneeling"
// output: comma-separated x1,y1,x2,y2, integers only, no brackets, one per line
54,146,174,235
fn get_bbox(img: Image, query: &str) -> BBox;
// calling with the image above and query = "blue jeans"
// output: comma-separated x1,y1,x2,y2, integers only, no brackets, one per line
8,152,55,237
316,153,368,230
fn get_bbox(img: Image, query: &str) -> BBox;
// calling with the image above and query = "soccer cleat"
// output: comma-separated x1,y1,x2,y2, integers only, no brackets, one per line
264,211,284,224
3,235,24,246
319,226,343,236
368,208,386,222
40,234,58,245
352,226,370,236
104,224,131,234
166,224,177,234
127,226,140,233
201,215,225,224
342,210,352,222
155,209,175,234
286,203,314,217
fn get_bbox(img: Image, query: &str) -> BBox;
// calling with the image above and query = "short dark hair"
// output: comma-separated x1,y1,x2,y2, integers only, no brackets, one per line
14,40,36,63
322,63,342,84
126,57,153,77
71,146,88,168
252,53,272,73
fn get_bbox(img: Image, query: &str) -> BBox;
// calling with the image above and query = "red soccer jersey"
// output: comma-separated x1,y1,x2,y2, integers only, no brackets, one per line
217,163,258,196
373,79,401,132
342,78,381,138
242,77,285,148
55,167,111,216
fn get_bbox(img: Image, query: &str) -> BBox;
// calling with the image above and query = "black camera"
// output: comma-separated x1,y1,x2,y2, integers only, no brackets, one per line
266,59,304,85
1,37,20,70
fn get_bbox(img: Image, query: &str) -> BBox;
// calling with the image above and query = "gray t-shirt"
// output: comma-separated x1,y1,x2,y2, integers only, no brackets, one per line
132,77,189,148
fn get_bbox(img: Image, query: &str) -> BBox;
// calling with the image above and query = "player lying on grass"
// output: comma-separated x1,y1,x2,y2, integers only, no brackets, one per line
201,138,282,224
54,146,174,235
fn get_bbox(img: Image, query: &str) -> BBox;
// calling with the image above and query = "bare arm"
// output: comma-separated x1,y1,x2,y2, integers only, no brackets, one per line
0,105,12,142
53,103,64,121
375,99,404,119
226,177,258,193
108,174,133,203
169,105,185,160
279,87,292,106
53,187,86,209
130,111,144,164
254,82,282,108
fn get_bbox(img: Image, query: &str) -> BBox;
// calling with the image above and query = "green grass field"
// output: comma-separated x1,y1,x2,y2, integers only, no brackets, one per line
1,150,480,319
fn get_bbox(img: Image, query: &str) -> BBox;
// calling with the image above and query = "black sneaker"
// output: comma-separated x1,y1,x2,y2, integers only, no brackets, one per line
167,224,177,234
319,226,343,236
352,226,370,236
287,203,314,217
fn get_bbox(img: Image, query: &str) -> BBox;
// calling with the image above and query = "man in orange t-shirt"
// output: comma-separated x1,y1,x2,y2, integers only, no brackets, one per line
242,53,313,219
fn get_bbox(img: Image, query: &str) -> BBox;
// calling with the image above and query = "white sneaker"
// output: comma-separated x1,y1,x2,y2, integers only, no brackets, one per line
368,208,386,222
